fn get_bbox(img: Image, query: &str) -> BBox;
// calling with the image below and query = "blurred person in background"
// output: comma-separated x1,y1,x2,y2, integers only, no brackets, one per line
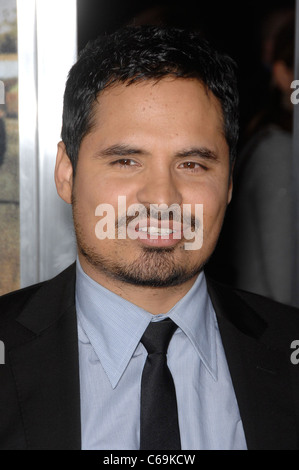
226,11,296,305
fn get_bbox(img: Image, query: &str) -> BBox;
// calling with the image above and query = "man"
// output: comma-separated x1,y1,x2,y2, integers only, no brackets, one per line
0,26,299,450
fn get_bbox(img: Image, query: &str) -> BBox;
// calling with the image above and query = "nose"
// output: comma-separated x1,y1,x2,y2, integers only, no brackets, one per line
136,166,183,208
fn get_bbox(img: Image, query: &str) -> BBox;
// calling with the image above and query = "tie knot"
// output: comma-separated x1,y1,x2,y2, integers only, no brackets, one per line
141,318,178,355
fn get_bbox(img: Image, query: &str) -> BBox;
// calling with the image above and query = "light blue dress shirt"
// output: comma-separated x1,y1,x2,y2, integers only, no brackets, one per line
75,259,247,450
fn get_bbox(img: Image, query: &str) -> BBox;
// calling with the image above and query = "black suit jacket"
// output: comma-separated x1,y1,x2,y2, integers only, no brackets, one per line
0,263,299,450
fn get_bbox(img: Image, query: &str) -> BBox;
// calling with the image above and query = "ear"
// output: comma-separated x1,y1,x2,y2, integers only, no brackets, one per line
54,141,73,204
272,60,294,93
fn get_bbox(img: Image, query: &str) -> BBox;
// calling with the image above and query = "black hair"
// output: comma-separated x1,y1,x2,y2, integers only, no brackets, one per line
61,26,239,173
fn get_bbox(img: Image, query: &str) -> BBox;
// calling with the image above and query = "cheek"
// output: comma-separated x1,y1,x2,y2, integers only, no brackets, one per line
190,184,228,233
74,173,115,212
188,180,228,212
73,173,141,241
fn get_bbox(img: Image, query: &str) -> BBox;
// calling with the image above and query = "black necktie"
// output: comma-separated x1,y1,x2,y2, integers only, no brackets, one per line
139,318,181,450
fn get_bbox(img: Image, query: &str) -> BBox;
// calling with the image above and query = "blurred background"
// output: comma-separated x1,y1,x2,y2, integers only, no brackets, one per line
77,0,295,135
1,0,298,306
0,0,18,294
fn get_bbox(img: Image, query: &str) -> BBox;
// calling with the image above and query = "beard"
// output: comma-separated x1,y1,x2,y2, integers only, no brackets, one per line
78,240,204,288
72,196,205,288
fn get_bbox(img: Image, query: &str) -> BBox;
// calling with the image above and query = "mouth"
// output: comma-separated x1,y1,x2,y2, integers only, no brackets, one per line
127,219,184,247
136,226,178,236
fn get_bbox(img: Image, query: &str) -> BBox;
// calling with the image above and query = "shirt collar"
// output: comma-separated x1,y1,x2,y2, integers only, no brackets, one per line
168,276,217,381
75,258,217,389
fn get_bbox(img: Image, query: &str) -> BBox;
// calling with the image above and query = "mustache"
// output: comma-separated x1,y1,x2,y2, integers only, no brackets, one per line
115,206,200,231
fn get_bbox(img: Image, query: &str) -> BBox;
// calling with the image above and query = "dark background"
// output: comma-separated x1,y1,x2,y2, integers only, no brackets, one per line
77,0,295,147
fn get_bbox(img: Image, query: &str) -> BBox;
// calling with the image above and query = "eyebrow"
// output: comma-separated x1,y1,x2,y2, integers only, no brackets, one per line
94,144,149,158
94,144,219,162
174,147,219,162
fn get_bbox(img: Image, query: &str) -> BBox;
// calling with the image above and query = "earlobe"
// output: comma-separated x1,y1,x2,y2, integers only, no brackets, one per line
54,141,73,204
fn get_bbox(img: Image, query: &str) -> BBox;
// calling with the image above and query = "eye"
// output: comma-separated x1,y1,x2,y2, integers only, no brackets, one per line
178,161,206,171
112,158,139,167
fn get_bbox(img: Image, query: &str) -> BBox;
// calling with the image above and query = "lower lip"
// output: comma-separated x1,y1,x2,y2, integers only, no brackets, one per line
129,229,183,247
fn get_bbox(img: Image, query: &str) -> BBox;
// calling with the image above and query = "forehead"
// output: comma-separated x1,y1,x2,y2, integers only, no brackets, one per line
81,78,229,165
77,77,230,172
93,77,225,132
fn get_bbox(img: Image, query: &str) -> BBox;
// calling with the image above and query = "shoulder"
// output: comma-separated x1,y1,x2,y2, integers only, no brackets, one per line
243,125,292,156
207,277,299,344
232,285,299,325
0,263,76,326
0,283,44,324
241,125,292,172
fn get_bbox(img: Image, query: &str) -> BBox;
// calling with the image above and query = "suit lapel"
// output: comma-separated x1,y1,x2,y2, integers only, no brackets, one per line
9,264,81,450
207,279,298,450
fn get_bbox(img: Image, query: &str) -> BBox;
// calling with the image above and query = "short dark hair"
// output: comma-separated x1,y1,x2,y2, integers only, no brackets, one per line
61,26,239,173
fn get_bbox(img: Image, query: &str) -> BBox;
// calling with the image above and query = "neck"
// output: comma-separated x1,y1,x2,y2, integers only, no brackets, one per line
78,254,199,314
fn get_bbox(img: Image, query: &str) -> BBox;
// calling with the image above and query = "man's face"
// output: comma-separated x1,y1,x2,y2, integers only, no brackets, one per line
56,77,232,288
